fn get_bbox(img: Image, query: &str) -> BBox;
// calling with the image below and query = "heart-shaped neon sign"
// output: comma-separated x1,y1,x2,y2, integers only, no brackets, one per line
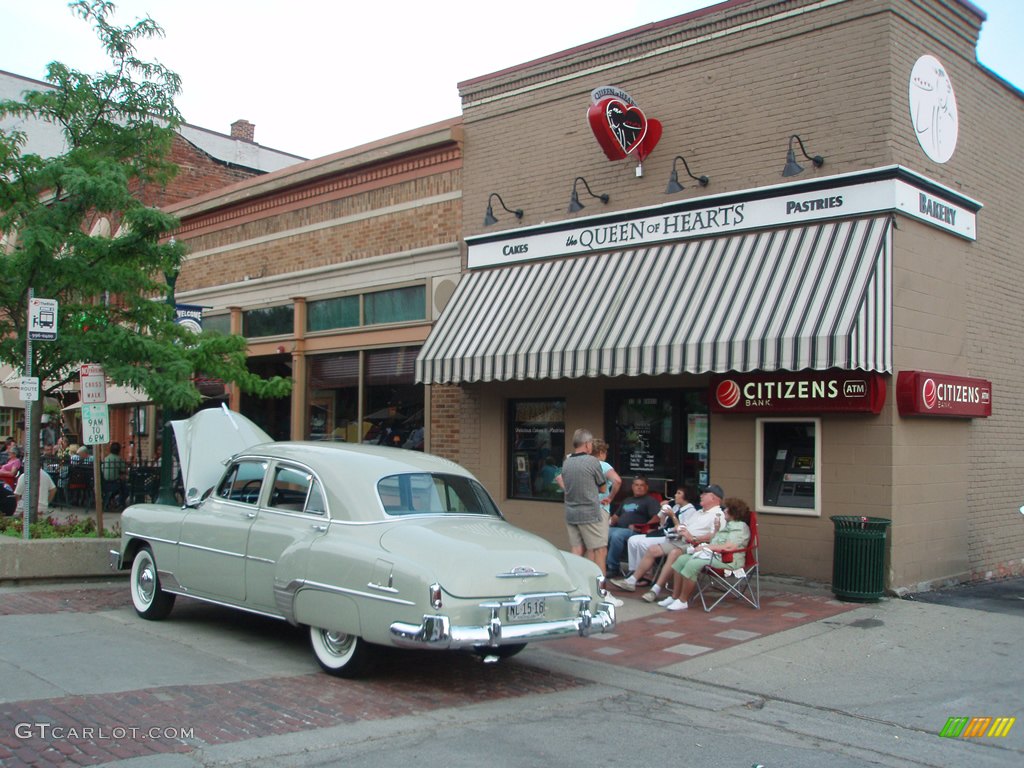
587,96,662,163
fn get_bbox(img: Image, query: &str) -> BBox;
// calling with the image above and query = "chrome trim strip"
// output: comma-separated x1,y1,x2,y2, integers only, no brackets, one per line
390,599,616,650
302,579,416,606
123,531,178,546
178,541,245,559
160,588,286,621
496,567,548,579
368,582,400,594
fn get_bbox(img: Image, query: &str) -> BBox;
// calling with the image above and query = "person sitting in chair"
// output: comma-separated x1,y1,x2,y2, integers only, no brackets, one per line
659,497,751,611
605,476,661,577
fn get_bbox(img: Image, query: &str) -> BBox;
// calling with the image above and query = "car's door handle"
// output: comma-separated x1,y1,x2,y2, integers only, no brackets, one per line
311,523,328,532
245,511,257,519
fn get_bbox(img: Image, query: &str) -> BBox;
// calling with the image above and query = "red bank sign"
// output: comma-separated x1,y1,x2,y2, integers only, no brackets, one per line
896,371,992,418
710,371,886,414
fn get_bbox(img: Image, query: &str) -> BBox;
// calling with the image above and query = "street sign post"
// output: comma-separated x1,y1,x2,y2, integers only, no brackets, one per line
28,298,58,341
18,376,39,402
81,404,110,445
80,364,107,404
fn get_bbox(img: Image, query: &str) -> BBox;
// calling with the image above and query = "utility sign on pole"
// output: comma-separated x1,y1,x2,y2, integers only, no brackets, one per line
28,298,58,341
80,363,107,404
82,404,110,445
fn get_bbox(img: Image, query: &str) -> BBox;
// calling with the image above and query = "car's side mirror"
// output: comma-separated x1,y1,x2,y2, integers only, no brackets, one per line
184,486,209,508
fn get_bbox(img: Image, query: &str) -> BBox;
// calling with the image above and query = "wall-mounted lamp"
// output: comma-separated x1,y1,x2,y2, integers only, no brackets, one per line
665,155,710,194
568,176,610,213
782,134,825,177
483,192,524,226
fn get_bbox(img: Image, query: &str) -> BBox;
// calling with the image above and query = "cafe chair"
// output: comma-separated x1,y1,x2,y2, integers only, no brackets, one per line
695,509,760,611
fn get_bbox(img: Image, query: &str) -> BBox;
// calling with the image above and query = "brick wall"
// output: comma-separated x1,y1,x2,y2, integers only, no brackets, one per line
134,134,264,210
448,0,1023,586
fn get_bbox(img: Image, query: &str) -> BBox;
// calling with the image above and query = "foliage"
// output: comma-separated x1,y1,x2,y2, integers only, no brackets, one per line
0,512,120,539
0,1,291,412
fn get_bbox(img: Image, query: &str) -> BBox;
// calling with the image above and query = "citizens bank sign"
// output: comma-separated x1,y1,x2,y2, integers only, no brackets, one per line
709,371,887,415
467,166,979,269
896,371,992,418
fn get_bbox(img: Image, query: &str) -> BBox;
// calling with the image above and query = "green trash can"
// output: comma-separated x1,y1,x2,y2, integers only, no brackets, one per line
830,516,891,602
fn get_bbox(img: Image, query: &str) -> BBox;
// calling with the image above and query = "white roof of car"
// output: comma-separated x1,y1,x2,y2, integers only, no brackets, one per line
170,406,478,522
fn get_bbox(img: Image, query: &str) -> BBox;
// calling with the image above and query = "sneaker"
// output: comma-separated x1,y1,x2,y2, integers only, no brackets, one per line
605,594,625,607
657,596,675,607
641,590,658,603
610,577,636,592
665,599,689,611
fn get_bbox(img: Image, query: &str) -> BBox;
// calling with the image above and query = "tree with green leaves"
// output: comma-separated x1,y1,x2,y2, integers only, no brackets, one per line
0,2,291,515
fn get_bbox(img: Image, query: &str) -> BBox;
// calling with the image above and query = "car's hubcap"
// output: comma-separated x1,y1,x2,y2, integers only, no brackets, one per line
137,561,155,604
323,631,353,656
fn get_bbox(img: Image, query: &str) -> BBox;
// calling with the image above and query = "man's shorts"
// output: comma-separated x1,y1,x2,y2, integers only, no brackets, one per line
567,516,610,551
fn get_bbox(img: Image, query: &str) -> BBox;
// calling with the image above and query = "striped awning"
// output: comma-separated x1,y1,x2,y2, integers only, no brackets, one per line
416,217,892,384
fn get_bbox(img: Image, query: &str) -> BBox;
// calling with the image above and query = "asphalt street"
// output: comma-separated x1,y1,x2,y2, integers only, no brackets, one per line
0,576,1020,767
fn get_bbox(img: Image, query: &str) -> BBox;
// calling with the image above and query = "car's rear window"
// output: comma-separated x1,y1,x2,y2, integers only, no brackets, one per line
377,473,501,517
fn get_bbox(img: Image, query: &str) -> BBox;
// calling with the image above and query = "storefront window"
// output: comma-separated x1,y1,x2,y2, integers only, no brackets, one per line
365,286,425,325
757,418,821,516
308,353,359,441
203,314,231,335
508,399,566,501
605,389,708,500
363,347,424,449
242,305,294,337
307,295,359,332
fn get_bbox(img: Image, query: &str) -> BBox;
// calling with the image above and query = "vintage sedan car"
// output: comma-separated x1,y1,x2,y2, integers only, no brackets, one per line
110,407,616,677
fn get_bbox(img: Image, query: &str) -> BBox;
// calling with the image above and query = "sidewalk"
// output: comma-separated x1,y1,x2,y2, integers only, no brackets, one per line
549,575,857,671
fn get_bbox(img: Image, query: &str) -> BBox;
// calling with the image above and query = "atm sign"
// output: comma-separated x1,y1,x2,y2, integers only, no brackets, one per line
710,371,887,414
896,371,992,418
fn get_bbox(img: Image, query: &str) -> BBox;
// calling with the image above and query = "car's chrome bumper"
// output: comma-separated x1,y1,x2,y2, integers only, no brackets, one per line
108,549,123,570
389,597,616,650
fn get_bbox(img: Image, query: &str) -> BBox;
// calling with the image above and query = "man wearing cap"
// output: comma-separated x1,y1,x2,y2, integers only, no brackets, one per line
624,482,725,603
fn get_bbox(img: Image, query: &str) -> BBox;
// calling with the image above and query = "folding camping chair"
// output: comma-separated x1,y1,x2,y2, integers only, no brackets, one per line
696,509,760,611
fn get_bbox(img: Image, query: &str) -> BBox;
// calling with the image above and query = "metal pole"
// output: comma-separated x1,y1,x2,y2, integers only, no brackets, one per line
23,288,36,540
155,266,179,506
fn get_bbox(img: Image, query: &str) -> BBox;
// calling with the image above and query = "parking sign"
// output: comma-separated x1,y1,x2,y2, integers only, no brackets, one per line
82,404,110,445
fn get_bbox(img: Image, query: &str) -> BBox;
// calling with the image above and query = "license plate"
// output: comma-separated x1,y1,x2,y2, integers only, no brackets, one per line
507,597,546,622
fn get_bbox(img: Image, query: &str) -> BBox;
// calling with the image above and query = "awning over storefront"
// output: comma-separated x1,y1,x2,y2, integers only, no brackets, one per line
416,216,891,384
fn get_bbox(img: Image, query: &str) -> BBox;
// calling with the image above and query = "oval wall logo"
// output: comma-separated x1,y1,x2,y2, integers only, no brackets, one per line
716,379,740,409
922,377,937,409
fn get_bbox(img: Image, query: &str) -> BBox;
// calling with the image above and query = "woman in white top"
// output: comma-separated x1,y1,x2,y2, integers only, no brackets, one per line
611,484,701,591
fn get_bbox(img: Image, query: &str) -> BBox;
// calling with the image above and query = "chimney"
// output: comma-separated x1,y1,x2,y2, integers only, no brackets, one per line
230,119,255,143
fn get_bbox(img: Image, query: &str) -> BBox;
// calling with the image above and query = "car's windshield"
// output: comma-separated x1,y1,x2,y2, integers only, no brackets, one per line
377,473,501,517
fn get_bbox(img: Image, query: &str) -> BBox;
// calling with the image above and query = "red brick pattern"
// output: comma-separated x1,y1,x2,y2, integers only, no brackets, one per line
549,589,858,672
0,663,584,767
0,585,853,766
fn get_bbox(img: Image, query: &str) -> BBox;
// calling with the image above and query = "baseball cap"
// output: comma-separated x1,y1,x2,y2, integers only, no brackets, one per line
702,483,725,499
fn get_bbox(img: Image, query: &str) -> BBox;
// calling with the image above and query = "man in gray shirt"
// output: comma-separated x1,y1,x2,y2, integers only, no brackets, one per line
560,428,609,569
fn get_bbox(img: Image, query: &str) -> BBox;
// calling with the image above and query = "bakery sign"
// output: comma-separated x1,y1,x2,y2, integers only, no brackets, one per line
710,371,887,414
896,371,992,418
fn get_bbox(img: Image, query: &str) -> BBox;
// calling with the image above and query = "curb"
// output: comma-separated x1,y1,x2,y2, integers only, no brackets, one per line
0,537,122,582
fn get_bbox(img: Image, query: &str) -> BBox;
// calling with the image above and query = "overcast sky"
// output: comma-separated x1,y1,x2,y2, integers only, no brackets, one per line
3,0,1021,159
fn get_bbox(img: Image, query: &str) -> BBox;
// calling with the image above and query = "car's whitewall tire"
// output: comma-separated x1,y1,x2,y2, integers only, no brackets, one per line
309,627,377,678
130,545,175,620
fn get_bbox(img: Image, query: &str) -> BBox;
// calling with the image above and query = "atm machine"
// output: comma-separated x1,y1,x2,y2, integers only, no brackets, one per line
764,439,816,508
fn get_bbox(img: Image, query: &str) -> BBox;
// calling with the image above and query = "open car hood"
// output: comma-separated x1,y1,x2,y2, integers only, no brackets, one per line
171,405,272,500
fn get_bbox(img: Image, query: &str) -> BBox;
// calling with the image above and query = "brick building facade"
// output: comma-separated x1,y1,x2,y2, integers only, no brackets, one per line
165,119,463,448
413,0,1024,591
